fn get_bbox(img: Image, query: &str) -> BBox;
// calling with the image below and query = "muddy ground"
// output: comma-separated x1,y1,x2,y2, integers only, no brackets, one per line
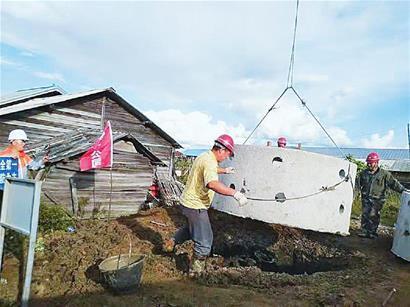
1,206,409,306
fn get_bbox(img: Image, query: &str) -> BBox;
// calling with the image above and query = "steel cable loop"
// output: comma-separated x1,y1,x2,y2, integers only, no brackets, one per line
243,87,289,144
245,176,349,202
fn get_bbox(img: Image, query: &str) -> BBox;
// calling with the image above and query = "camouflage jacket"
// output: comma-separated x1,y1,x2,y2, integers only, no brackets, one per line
356,167,404,202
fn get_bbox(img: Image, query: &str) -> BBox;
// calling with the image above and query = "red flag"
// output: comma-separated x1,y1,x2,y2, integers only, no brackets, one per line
80,121,113,171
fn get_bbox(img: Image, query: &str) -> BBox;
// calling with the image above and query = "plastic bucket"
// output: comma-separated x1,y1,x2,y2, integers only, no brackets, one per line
98,254,145,293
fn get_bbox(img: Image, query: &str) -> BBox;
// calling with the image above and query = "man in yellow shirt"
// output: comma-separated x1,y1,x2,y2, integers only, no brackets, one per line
165,134,248,275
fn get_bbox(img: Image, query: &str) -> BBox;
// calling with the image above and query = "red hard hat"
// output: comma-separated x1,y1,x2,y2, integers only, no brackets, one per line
366,152,380,163
215,134,234,154
277,137,287,145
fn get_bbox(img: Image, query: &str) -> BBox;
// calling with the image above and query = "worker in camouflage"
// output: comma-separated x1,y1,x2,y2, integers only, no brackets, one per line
356,152,408,239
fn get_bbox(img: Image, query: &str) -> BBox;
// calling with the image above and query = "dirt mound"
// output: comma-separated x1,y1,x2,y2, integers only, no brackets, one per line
1,206,408,306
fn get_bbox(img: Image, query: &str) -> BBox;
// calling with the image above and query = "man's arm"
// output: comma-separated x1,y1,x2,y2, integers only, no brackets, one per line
386,172,405,193
207,180,248,206
207,180,235,196
217,167,235,174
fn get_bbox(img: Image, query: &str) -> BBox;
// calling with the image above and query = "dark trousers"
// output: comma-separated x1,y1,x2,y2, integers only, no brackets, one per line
361,198,383,235
174,205,213,257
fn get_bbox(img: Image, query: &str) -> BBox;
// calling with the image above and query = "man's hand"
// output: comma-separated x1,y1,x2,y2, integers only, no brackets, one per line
225,167,235,174
233,191,248,207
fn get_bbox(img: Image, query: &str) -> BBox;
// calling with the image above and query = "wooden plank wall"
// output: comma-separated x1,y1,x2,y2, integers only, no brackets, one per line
42,140,154,217
0,94,179,216
0,95,176,165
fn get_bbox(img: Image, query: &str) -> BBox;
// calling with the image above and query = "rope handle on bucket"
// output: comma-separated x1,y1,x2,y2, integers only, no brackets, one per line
116,233,133,270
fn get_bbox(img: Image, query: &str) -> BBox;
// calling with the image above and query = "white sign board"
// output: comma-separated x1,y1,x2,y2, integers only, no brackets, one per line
0,177,42,307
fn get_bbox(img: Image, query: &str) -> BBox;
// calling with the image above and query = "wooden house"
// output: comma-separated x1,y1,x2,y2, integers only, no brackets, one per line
0,87,182,217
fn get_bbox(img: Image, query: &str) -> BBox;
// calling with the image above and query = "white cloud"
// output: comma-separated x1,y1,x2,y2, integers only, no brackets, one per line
361,130,395,148
33,71,65,82
0,2,408,147
144,109,248,148
295,73,329,83
19,51,34,57
0,56,19,66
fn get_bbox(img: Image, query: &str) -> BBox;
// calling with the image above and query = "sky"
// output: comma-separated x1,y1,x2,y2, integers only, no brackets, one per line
0,1,409,149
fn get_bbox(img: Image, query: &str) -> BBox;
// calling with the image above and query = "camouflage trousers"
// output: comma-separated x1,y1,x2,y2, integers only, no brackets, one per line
361,198,384,235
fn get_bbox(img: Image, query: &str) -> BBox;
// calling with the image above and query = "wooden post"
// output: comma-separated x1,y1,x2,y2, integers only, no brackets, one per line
101,97,106,131
69,178,78,215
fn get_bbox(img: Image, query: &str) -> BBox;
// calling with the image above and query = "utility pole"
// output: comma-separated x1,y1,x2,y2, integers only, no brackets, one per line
407,123,410,159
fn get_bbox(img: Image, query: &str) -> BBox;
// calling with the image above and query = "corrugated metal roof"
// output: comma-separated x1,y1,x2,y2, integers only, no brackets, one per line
0,88,107,115
388,159,410,172
183,148,208,157
0,85,65,108
0,87,182,149
182,146,409,161
302,147,409,160
26,128,165,165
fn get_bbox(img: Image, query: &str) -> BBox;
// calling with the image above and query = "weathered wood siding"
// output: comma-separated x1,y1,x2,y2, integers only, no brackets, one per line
0,95,175,165
42,140,154,217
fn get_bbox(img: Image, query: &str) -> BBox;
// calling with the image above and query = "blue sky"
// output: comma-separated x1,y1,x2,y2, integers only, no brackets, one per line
0,1,409,149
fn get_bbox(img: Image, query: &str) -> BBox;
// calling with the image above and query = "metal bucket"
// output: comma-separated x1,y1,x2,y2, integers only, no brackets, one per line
99,253,145,293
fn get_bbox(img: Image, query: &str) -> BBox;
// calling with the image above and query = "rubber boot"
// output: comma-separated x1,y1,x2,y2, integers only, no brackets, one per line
189,255,207,277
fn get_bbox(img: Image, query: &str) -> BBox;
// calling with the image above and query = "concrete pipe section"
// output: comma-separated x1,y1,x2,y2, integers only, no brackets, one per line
391,191,410,262
212,145,357,235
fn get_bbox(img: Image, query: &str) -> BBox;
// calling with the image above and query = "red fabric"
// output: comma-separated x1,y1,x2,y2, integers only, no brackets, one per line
80,121,113,171
0,145,32,169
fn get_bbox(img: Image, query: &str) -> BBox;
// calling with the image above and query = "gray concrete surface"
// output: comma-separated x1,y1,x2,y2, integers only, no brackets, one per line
212,145,357,235
391,191,410,262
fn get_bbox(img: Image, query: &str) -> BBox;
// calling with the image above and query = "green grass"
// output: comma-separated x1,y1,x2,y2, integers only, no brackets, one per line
351,191,401,226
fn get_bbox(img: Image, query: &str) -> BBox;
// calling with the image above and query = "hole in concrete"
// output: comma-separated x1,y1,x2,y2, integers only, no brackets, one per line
213,241,349,275
408,200,410,207
230,184,236,189
275,192,286,203
339,204,345,214
404,230,410,237
272,156,283,163
339,169,346,179
240,187,246,193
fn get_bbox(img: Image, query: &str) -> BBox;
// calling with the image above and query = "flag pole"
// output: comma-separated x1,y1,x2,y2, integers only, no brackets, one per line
107,166,113,222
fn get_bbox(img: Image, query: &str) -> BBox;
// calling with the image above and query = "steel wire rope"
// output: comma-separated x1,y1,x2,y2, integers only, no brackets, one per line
290,86,347,159
286,0,300,88
243,0,348,161
244,176,350,203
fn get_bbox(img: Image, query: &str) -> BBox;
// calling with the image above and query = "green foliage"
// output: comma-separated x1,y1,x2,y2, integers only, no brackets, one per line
38,203,74,233
351,191,401,227
175,157,193,185
77,197,89,218
346,154,366,174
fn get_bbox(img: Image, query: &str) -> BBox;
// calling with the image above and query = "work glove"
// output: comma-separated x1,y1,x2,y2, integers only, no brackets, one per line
233,191,248,207
403,188,410,193
225,167,235,174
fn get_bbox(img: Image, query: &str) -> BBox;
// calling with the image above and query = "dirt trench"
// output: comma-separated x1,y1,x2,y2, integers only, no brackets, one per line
0,206,409,306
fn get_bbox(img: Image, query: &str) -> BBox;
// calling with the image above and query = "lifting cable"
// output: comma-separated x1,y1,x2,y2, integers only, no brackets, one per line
243,0,347,160
240,0,353,203
245,176,350,203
